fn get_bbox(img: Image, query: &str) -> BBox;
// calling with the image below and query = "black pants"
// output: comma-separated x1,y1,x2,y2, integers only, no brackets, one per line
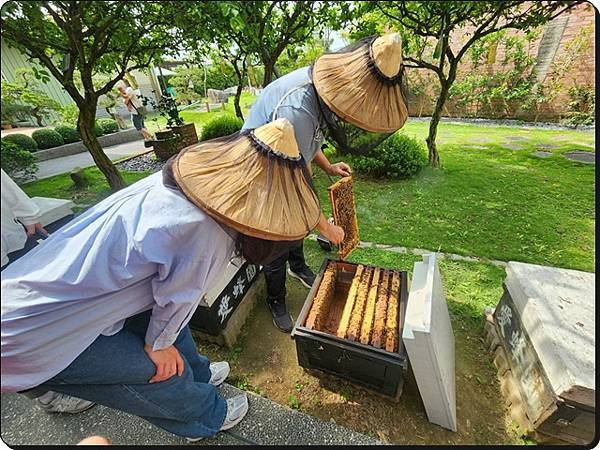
264,241,308,304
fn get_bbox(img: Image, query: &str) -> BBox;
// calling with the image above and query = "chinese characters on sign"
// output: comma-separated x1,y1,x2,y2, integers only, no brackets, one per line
495,298,542,413
218,295,233,324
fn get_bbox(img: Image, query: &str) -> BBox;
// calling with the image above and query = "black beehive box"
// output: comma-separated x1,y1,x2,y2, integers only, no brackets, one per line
292,258,409,398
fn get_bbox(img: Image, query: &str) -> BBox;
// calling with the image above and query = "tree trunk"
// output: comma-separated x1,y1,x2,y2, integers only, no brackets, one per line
32,108,44,127
263,63,275,87
106,107,127,129
233,83,244,121
426,81,451,168
78,105,126,190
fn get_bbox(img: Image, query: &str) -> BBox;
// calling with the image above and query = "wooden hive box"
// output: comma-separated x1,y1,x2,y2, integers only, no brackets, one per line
292,258,409,399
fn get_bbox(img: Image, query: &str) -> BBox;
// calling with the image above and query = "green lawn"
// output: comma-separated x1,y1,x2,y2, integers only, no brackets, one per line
315,121,595,272
22,169,150,214
145,92,256,134
23,119,595,272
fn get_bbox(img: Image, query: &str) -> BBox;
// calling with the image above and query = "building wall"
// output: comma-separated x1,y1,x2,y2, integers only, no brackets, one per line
2,38,163,125
1,38,73,107
407,3,595,122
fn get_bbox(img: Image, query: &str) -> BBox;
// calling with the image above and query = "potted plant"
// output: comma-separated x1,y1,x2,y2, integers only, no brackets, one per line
150,93,198,151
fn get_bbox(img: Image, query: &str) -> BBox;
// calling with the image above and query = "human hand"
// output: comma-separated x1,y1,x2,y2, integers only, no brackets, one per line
327,162,352,178
144,344,185,383
25,222,48,237
321,221,345,245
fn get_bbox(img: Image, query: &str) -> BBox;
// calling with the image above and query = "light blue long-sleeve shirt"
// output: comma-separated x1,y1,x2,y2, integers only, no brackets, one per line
1,172,235,392
243,67,325,163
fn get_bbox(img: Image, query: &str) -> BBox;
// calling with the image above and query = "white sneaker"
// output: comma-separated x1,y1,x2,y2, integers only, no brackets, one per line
220,394,249,430
36,391,95,414
185,394,249,442
208,361,230,387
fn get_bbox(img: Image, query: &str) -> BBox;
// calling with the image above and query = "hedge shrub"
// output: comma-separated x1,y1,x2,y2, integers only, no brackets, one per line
54,124,80,144
1,140,38,182
200,114,243,141
1,133,38,152
348,133,427,179
94,122,105,137
97,118,118,134
31,128,65,149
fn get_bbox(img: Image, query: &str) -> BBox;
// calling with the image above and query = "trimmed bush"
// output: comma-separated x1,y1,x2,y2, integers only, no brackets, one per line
200,114,243,141
31,128,65,149
1,140,38,182
348,133,427,179
94,122,105,137
1,133,38,152
54,124,81,143
97,118,119,134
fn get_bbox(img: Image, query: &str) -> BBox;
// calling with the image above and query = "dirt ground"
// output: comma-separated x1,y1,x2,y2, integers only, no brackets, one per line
193,277,522,445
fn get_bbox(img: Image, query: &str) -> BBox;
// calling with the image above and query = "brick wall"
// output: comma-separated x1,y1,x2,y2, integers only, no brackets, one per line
407,3,595,122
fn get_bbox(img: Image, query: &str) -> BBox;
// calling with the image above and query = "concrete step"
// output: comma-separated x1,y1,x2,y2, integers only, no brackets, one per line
1,383,382,446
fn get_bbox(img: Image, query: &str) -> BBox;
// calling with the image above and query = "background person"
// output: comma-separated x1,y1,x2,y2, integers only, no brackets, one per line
1,168,94,413
1,168,48,268
116,79,153,141
242,33,408,333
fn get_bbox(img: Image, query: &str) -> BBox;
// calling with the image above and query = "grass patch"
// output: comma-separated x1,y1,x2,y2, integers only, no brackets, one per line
315,121,594,272
304,239,505,332
21,167,150,213
21,119,594,273
145,93,256,134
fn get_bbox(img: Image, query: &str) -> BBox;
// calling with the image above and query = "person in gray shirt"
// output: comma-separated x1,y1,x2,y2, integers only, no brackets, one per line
242,33,409,332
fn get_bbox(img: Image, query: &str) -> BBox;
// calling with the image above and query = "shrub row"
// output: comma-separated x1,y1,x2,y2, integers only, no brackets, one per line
0,118,120,153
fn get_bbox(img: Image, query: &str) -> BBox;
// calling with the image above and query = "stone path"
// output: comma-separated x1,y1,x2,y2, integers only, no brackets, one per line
34,141,148,180
1,126,40,138
1,384,381,446
563,151,595,164
309,235,508,268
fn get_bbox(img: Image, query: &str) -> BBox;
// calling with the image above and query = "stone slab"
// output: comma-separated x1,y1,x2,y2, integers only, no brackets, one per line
30,197,74,227
533,151,553,158
1,383,381,446
563,151,595,164
34,129,142,161
402,253,457,432
503,262,595,406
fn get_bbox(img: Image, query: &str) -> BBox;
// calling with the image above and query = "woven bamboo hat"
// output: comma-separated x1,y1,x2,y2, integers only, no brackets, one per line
313,33,408,133
172,118,321,241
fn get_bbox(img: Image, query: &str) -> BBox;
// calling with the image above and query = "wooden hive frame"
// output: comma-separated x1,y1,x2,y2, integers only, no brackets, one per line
328,176,359,260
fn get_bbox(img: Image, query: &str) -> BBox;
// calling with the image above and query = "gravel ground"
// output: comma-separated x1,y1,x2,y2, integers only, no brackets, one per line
117,153,166,173
1,384,381,446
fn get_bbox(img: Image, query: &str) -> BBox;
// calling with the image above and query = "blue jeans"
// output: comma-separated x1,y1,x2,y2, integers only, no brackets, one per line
40,311,227,438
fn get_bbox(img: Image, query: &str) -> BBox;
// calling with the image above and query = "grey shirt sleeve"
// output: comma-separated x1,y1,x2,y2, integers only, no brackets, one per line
275,105,323,162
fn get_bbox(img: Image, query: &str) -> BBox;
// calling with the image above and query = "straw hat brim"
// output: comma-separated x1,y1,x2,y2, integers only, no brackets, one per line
313,41,409,133
173,132,321,241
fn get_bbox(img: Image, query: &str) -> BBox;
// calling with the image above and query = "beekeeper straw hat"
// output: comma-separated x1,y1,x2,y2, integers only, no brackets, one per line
312,33,409,154
172,118,321,241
